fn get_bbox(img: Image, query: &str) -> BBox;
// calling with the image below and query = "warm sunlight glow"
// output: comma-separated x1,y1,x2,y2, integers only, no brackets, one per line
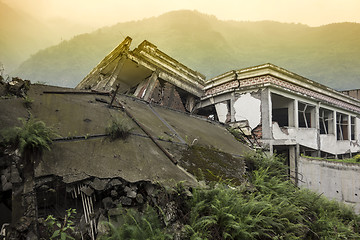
3,0,360,28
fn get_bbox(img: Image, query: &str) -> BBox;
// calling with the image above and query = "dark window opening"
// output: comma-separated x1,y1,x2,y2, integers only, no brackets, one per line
272,108,288,127
195,105,218,121
319,108,333,134
271,93,294,127
298,102,315,128
336,113,349,140
351,116,356,140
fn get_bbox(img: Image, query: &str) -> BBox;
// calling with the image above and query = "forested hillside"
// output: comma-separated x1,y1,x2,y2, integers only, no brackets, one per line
13,10,360,90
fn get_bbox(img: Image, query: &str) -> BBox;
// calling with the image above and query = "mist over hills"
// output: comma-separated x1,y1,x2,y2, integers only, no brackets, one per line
11,10,360,90
0,1,95,73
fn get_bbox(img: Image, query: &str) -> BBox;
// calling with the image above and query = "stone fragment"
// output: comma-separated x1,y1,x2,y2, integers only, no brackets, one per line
164,201,177,225
144,182,155,196
124,186,137,198
136,194,144,204
102,197,114,210
90,178,109,191
6,77,30,97
2,182,12,191
10,165,22,183
108,178,122,187
119,196,132,206
110,190,118,198
97,214,110,236
80,186,94,196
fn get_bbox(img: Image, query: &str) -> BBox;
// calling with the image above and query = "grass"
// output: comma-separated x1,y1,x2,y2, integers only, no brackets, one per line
105,118,134,140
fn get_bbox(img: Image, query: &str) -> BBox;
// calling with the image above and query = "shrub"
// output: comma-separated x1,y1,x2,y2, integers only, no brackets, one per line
105,118,133,140
23,96,34,108
354,154,360,162
1,117,59,156
45,208,76,240
99,205,171,240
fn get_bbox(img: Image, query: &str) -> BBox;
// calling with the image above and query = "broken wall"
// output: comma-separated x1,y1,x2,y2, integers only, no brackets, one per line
298,156,360,213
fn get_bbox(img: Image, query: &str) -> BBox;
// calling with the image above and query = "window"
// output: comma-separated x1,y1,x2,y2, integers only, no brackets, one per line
351,117,356,140
271,93,294,127
298,102,315,128
319,108,334,134
336,113,349,140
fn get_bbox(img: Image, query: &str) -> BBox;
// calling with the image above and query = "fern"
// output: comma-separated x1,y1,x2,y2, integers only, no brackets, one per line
99,205,172,240
1,117,59,156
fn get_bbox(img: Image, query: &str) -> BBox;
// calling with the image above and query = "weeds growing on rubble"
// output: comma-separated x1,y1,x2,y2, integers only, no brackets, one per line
100,152,360,240
105,118,133,140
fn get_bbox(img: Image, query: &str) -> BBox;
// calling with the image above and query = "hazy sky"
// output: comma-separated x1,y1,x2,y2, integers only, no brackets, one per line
4,0,360,28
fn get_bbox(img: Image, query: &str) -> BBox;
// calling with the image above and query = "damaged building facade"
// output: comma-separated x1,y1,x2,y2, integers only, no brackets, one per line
76,37,360,186
199,63,360,179
77,38,360,164
76,37,205,113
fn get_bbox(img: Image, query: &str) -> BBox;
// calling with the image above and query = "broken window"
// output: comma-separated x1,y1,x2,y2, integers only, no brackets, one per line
336,113,349,140
319,108,334,134
271,93,295,127
351,116,356,140
298,102,315,128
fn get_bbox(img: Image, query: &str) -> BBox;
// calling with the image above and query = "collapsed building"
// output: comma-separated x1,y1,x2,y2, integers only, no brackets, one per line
200,64,360,158
1,36,360,238
76,36,205,113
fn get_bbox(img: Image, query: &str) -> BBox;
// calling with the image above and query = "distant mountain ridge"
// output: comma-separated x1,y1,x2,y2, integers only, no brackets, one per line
12,10,360,90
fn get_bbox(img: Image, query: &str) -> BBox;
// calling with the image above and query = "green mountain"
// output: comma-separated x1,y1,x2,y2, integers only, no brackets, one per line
12,10,360,90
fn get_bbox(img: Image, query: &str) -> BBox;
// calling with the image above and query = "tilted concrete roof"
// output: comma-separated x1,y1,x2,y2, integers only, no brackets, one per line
1,84,250,185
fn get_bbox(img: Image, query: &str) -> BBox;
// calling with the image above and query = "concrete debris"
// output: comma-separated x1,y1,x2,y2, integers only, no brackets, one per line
164,201,178,225
110,190,118,198
136,193,144,204
15,216,32,232
102,197,114,210
96,214,110,236
80,186,94,196
108,178,122,187
6,77,30,97
89,178,109,191
144,182,155,196
10,165,22,183
124,186,137,198
119,196,132,206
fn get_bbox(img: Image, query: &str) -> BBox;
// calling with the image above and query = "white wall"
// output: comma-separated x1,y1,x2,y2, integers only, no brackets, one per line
215,102,228,123
233,93,261,129
272,123,318,149
298,157,360,213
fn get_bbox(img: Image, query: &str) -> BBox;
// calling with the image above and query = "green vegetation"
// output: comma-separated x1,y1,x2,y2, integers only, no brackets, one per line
13,10,360,90
105,118,133,140
101,152,360,239
45,208,76,240
100,205,172,240
23,95,34,109
302,153,360,164
0,117,59,156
